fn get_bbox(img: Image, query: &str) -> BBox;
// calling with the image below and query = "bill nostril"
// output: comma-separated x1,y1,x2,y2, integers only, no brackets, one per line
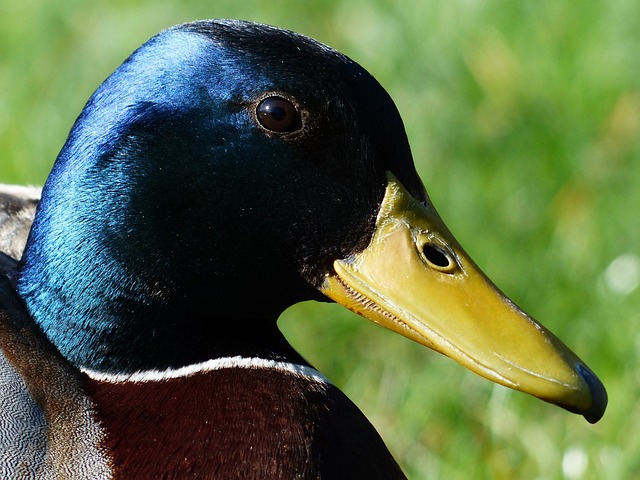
423,243,451,268
418,240,458,274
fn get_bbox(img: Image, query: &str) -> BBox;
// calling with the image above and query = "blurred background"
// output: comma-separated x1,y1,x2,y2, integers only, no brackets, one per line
1,1,638,478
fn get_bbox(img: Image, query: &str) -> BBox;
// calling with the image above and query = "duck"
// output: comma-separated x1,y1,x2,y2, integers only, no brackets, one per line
0,19,607,479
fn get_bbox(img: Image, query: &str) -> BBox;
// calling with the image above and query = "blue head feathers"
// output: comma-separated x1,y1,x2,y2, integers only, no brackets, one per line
16,20,421,372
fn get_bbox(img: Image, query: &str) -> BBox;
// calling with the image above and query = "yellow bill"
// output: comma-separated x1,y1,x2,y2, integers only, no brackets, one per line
321,172,607,423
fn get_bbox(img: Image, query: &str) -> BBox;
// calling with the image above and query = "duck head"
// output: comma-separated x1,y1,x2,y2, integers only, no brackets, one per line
17,20,606,422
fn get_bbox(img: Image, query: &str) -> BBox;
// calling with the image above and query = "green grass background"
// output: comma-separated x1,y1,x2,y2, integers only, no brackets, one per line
1,1,638,478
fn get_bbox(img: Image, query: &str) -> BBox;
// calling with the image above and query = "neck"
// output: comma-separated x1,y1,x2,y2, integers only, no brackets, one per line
16,244,305,373
15,149,316,374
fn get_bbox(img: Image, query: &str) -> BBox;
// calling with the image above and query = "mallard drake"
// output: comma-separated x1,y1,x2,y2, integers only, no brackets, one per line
0,19,606,479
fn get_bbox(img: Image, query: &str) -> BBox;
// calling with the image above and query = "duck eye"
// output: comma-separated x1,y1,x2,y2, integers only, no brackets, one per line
256,96,301,133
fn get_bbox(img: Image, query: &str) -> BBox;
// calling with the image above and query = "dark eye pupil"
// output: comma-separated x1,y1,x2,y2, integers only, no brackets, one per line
268,106,288,121
257,97,301,133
